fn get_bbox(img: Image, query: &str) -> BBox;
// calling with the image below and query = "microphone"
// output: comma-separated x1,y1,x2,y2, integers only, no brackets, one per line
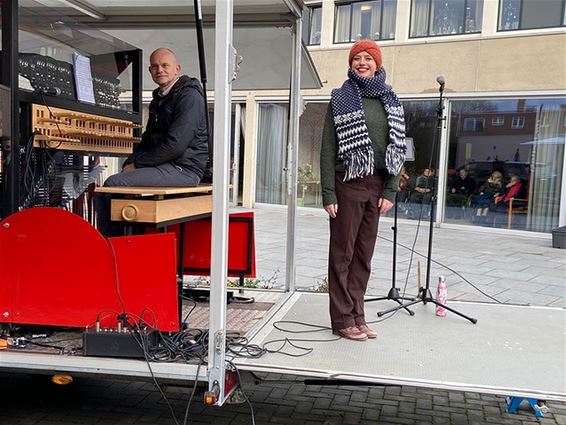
436,75,445,93
37,87,62,96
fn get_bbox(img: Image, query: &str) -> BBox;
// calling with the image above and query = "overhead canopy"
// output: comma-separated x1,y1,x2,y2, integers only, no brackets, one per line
105,27,321,91
23,0,322,90
30,0,303,25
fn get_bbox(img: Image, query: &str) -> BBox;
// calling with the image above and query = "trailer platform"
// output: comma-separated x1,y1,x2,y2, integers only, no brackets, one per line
236,292,565,402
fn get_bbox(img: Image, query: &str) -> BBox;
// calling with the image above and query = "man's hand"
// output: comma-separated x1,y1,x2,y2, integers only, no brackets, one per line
122,163,136,173
324,204,338,219
379,198,393,214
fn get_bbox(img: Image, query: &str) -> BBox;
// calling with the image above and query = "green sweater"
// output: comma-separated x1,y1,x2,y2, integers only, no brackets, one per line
320,98,401,206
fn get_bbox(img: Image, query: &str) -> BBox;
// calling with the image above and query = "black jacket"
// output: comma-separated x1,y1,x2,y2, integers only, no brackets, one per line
126,75,209,178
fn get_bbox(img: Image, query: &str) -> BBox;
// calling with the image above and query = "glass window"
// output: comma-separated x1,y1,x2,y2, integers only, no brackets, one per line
334,0,397,43
512,116,525,128
492,117,505,126
464,117,485,132
447,98,565,233
396,100,439,221
302,5,322,46
499,0,566,31
296,99,438,218
298,103,327,206
256,104,289,205
410,0,483,38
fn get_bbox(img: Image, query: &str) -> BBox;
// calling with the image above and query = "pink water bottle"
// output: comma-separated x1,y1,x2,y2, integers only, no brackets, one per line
435,276,447,317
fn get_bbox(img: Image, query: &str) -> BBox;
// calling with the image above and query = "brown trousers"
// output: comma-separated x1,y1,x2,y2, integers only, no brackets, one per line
328,173,383,330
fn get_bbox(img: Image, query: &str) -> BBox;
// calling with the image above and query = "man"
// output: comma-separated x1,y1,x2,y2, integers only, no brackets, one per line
97,48,209,235
446,168,477,217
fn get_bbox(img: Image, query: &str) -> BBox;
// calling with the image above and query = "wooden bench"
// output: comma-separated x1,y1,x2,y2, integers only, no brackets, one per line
95,185,213,226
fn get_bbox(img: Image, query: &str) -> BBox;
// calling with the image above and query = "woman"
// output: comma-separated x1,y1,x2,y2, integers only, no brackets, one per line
473,170,502,222
320,40,406,341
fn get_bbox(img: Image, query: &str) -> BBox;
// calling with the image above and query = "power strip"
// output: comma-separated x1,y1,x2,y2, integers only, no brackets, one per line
83,328,157,359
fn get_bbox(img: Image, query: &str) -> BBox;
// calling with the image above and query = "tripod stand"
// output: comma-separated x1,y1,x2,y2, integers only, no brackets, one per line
365,191,415,315
377,77,477,324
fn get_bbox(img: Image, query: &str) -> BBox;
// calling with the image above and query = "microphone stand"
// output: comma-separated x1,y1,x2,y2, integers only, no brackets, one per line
365,191,415,315
376,79,477,324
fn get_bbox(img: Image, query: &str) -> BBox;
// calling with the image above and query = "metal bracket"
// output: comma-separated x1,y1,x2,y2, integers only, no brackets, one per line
228,45,243,83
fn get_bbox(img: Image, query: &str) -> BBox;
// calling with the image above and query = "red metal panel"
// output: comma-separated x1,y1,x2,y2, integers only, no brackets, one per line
146,212,256,278
0,207,178,331
108,234,179,331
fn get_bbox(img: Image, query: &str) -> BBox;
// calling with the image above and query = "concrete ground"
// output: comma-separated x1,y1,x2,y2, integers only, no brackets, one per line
0,204,564,425
253,204,565,308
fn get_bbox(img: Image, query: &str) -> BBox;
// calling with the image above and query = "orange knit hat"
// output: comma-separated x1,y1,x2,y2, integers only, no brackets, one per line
348,39,382,71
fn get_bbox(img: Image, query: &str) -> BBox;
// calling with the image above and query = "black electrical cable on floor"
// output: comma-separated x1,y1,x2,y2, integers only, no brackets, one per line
377,234,503,304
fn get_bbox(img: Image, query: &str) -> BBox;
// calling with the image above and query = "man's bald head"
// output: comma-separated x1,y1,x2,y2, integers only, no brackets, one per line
149,48,181,89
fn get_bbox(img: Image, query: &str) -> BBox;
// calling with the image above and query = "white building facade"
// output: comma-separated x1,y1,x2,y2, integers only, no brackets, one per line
242,0,565,234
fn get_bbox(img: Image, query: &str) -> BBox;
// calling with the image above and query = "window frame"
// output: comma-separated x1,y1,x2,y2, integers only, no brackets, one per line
511,115,525,129
492,116,505,126
409,0,483,39
463,117,485,132
303,4,323,46
333,0,397,44
497,0,566,32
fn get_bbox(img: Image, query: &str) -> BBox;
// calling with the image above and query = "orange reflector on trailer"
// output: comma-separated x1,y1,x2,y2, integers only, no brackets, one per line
203,391,217,405
52,374,73,385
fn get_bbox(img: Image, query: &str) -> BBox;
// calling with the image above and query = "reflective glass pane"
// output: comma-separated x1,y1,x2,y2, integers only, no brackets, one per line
392,100,438,221
499,0,565,30
352,1,382,41
310,7,322,45
410,0,430,37
382,0,398,39
447,98,565,232
298,102,327,207
334,4,352,43
465,0,483,32
256,104,288,205
430,0,465,35
301,8,310,44
499,0,521,30
521,0,563,29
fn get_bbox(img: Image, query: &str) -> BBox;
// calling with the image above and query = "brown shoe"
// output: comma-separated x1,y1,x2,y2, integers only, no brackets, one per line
357,324,377,339
333,326,368,341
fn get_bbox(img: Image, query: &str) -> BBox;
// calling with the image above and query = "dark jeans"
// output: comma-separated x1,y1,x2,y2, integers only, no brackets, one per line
95,163,201,237
328,173,383,331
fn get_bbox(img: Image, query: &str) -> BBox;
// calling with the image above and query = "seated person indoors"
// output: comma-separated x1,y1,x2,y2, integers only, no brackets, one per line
96,47,209,236
473,170,502,223
446,169,476,206
489,174,525,226
493,175,524,208
409,168,435,204
395,165,411,208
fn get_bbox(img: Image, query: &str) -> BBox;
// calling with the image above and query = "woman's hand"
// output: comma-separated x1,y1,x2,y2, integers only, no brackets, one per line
324,204,338,218
379,198,393,214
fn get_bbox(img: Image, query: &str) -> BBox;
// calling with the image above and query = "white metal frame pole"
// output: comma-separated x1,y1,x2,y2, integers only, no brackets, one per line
231,104,242,207
284,13,302,293
208,0,233,405
436,98,450,224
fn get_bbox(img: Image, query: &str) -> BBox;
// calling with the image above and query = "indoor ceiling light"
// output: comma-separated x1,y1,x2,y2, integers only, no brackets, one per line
57,0,106,20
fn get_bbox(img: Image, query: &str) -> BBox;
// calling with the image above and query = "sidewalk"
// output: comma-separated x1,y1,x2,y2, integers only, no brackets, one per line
252,204,565,308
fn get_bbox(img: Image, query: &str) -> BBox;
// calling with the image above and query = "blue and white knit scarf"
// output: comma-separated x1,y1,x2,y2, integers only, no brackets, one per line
330,68,406,180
